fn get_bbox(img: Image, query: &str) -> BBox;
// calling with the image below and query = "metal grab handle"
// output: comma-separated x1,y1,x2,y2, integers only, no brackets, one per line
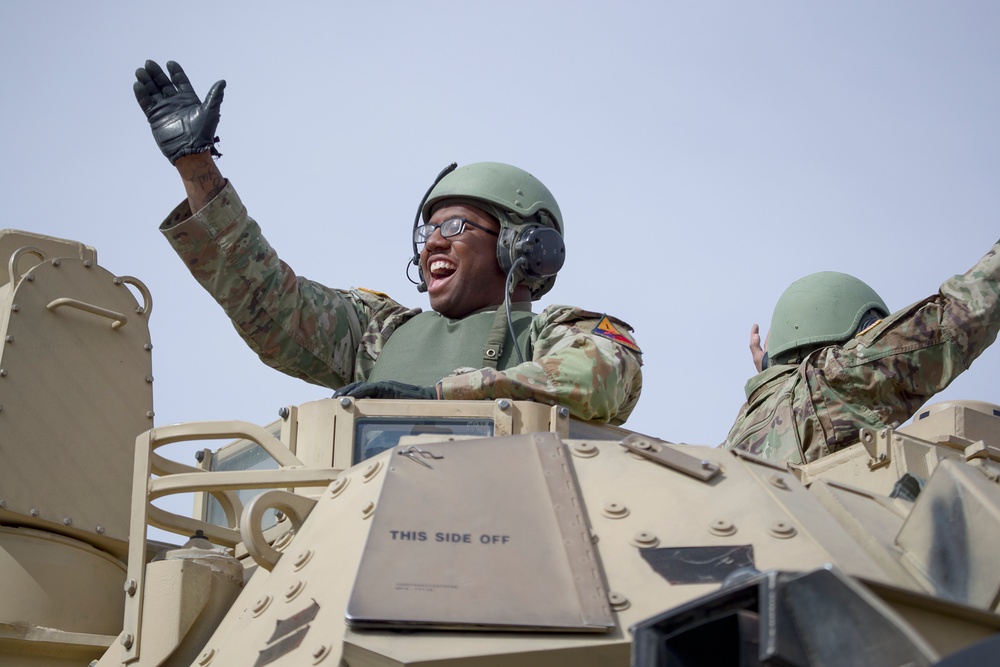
47,297,127,330
8,246,45,285
241,490,318,571
116,275,153,318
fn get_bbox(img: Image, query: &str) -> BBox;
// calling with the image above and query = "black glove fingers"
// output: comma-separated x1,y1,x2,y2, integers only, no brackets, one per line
166,60,197,97
133,67,164,107
203,80,227,115
144,60,178,98
332,381,364,398
133,80,154,113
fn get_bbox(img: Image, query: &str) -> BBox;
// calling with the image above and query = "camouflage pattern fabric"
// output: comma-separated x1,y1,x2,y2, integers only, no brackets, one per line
724,241,1000,464
160,181,643,424
439,306,643,425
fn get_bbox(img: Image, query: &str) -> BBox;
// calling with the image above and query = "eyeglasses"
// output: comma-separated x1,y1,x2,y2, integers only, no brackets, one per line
413,217,499,245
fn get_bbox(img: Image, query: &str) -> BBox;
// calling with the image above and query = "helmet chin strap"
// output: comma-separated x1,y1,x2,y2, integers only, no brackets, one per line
408,162,458,293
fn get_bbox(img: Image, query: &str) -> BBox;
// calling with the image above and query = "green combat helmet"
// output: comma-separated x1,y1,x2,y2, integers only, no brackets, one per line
767,271,889,365
421,162,565,299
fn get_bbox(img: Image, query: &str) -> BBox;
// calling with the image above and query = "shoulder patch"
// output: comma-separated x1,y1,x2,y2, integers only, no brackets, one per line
358,287,392,300
592,314,641,353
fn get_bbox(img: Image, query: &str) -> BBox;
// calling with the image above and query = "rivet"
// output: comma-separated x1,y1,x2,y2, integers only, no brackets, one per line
63,516,73,526
710,519,736,537
769,521,797,539
329,476,349,497
0,499,6,508
25,274,34,282
10,305,18,312
4,336,11,343
630,531,659,548
278,407,290,419
361,501,375,519
700,460,715,470
312,644,332,664
145,376,154,383
339,397,352,408
120,633,134,649
633,440,652,450
146,411,154,419
608,591,630,610
274,510,286,522
770,475,788,489
602,502,629,519
284,579,304,601
95,525,105,534
514,199,522,207
124,579,137,596
30,508,39,517
83,260,93,268
251,595,272,616
362,460,382,481
293,549,314,570
197,647,216,665
497,399,511,410
557,406,570,419
52,259,61,267
113,277,122,285
571,441,598,458
516,188,524,196
0,369,7,377
144,343,152,351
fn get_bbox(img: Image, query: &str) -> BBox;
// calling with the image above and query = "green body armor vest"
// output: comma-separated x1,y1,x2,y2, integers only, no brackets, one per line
367,308,535,385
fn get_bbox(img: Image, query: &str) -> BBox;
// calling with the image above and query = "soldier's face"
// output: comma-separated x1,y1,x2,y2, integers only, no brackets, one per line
420,203,505,318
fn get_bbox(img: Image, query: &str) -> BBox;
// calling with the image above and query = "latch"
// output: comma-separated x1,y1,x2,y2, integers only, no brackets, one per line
619,434,722,482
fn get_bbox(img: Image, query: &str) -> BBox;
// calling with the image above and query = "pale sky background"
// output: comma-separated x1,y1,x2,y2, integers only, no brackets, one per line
3,2,999,536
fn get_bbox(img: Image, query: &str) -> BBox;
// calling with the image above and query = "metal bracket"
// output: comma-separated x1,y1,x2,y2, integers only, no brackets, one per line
860,427,892,469
619,434,722,482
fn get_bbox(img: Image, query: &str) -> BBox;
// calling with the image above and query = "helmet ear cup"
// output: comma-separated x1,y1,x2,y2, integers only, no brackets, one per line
497,223,566,280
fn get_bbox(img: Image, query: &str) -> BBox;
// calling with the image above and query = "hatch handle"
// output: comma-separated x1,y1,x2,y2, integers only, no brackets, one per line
47,297,128,329
8,246,46,285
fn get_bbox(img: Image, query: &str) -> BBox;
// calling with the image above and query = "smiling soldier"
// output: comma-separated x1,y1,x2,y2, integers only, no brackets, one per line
134,60,643,425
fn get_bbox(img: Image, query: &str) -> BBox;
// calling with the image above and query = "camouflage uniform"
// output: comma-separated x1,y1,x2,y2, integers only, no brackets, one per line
160,182,643,424
724,241,1000,464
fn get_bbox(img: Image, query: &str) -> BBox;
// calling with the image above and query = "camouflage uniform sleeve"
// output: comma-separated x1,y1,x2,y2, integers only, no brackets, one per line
437,305,643,425
159,182,418,388
821,240,1000,442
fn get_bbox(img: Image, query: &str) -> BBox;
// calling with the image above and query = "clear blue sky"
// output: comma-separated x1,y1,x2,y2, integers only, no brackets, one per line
3,2,999,530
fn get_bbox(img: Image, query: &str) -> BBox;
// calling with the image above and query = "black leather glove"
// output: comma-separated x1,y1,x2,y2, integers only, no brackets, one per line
133,60,226,164
333,381,438,400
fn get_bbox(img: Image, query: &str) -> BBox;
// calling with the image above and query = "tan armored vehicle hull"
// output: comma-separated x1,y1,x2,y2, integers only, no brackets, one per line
1,231,998,666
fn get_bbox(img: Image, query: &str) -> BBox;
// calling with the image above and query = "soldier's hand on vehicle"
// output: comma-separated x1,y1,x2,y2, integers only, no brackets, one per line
134,60,226,165
750,323,767,372
333,381,439,400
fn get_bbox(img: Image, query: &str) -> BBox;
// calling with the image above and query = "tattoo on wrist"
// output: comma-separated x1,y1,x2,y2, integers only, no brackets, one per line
196,172,226,207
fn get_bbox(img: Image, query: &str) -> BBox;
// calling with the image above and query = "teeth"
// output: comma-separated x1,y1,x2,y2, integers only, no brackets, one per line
430,259,456,274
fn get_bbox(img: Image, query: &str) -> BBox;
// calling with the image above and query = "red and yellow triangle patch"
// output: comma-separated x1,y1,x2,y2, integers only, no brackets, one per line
592,315,641,353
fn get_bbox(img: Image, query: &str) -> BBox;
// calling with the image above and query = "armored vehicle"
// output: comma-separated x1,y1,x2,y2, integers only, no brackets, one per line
2,230,999,667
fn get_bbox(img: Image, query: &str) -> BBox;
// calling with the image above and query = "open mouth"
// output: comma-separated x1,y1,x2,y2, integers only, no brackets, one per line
427,258,457,289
